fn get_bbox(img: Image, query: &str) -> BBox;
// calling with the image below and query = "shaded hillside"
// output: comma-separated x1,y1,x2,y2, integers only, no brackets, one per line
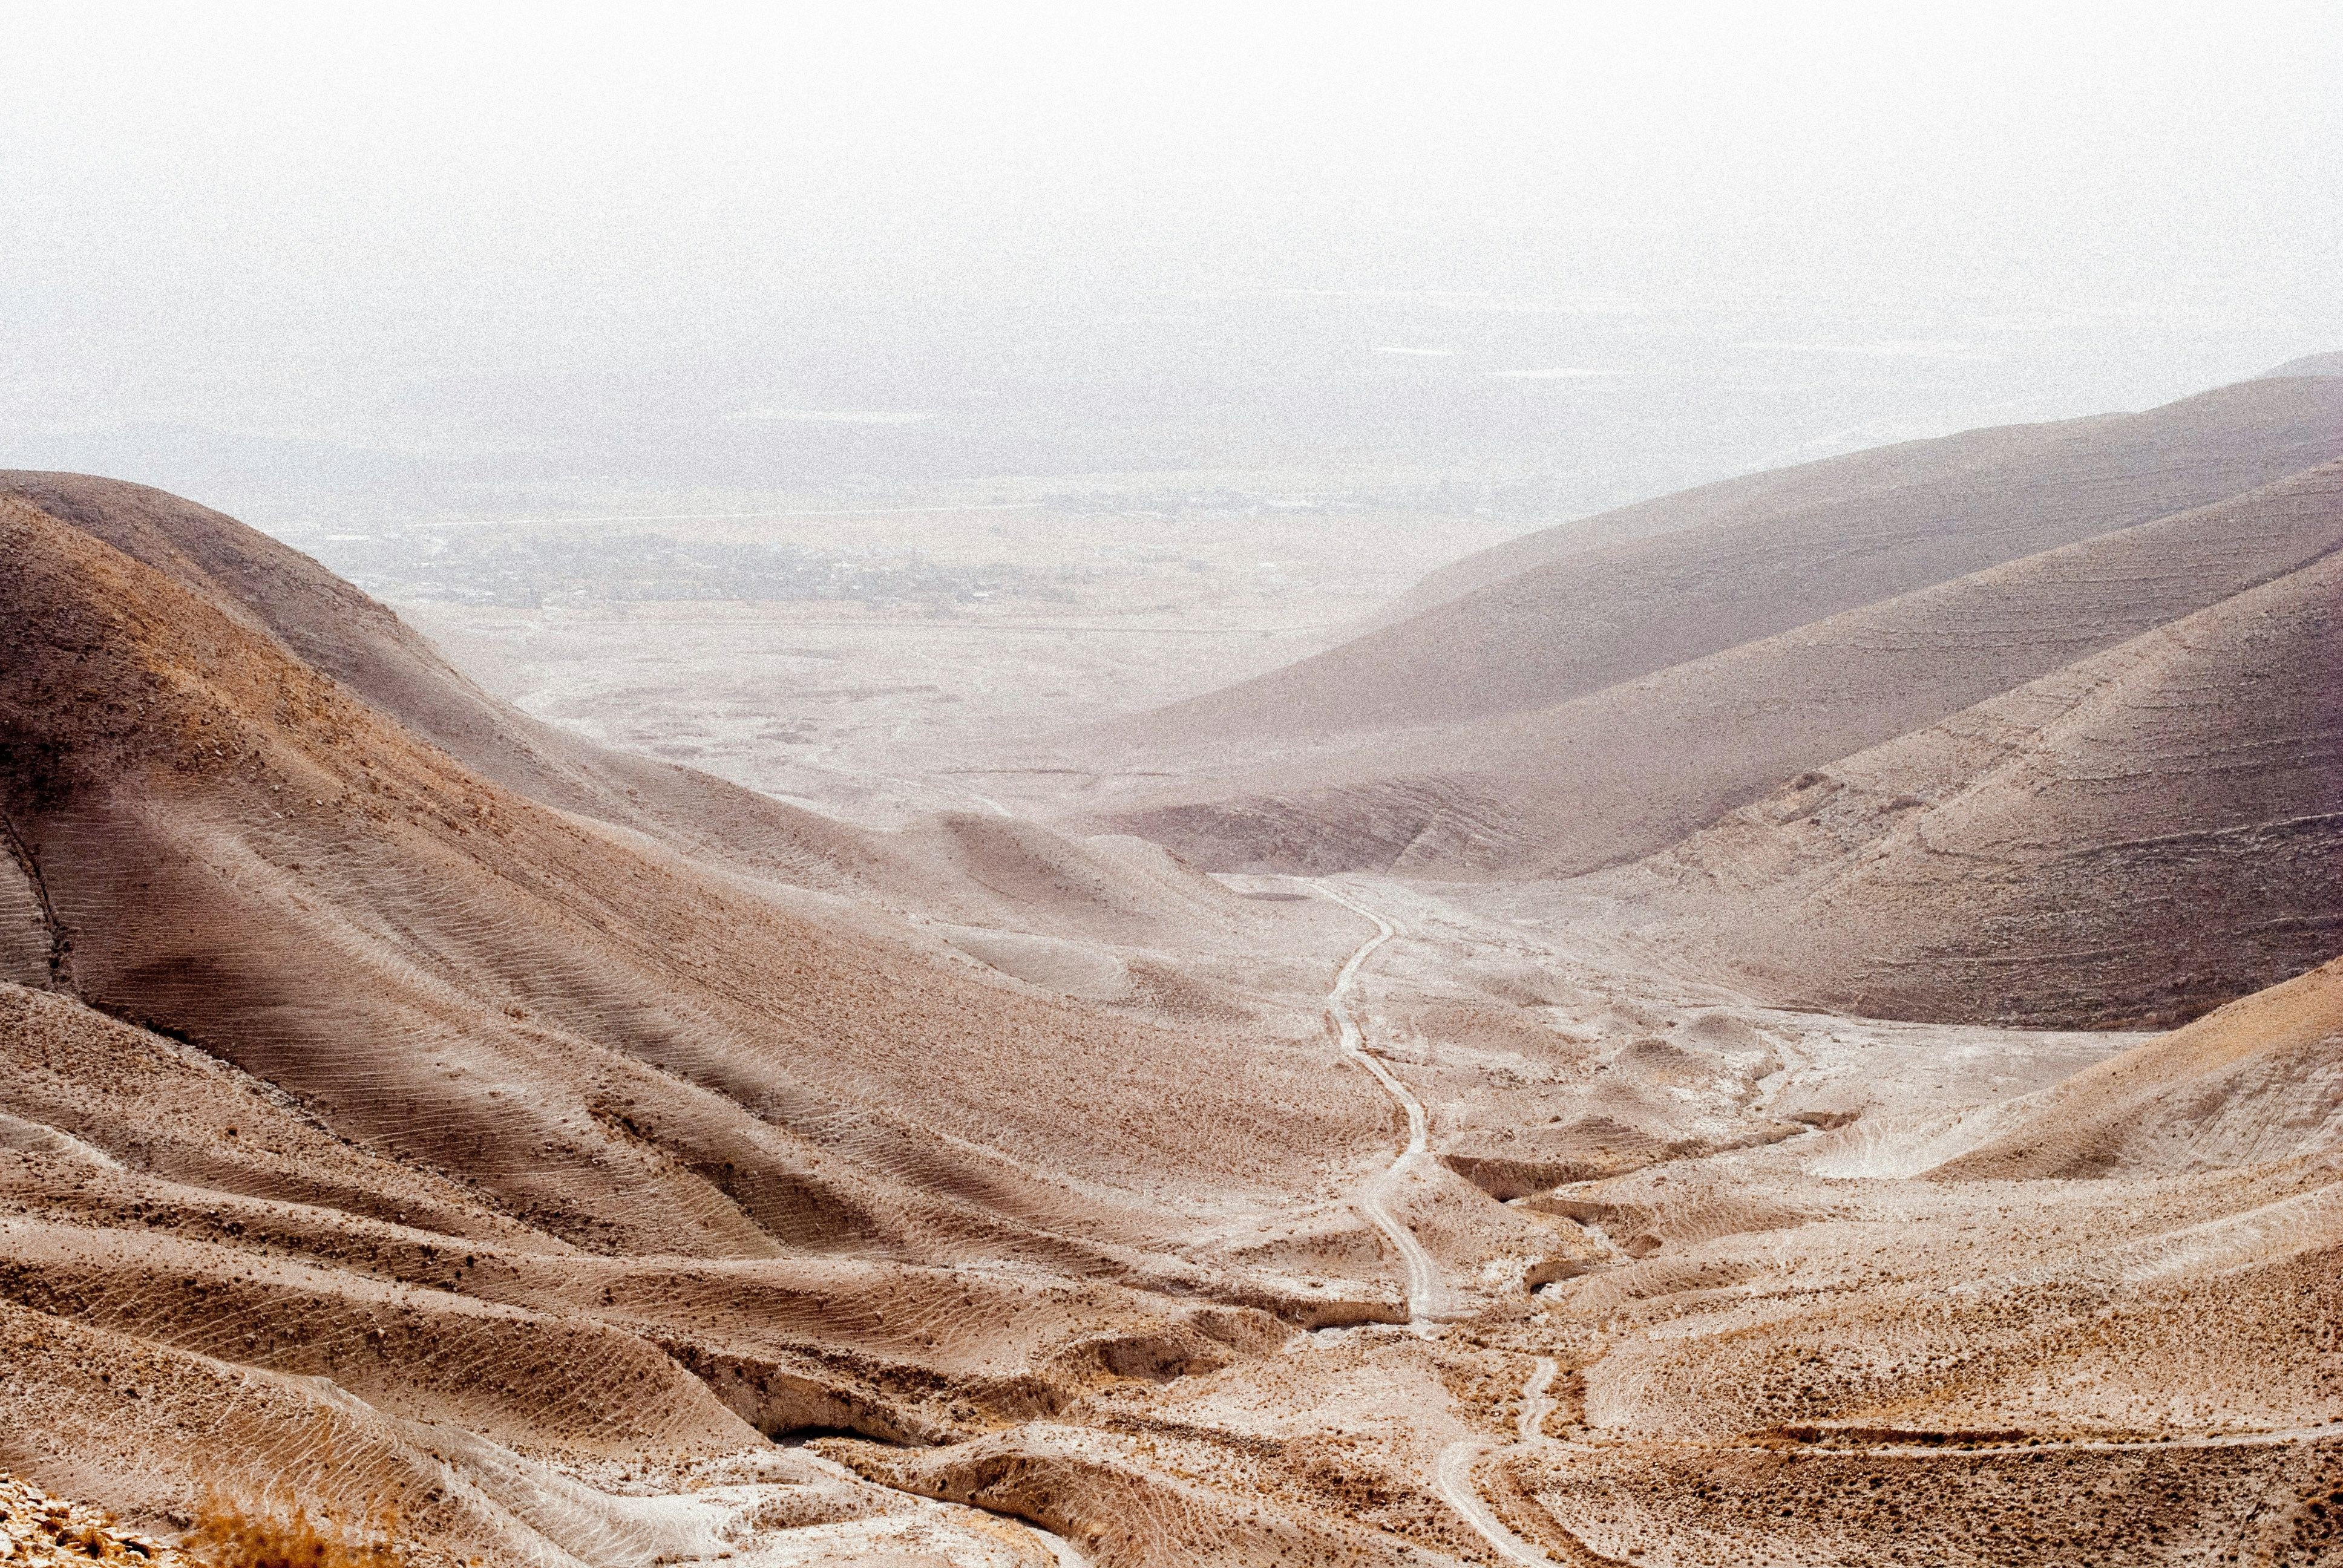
0,472,1351,964
2267,349,2343,378
1582,543,2343,1026
1928,955,2343,1178
0,482,1438,1563
1085,374,2343,1025
1116,373,2343,747
0,472,791,847
1111,459,2343,889
0,491,1383,1247
0,472,983,917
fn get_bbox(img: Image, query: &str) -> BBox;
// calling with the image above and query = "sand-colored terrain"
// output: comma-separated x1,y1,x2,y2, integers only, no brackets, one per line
384,494,1532,829
1555,531,2342,1027
0,1472,188,1568
1080,374,2343,1030
1115,376,2343,748
3,417,2340,1568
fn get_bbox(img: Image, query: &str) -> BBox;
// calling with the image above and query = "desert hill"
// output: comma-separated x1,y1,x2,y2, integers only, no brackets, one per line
1116,456,2343,873
1570,521,2342,1026
1084,375,2343,1026
1481,952,2343,1567
2267,349,2343,378
1120,373,2343,749
0,480,1464,1562
4,469,2342,1565
1930,953,2343,1177
0,472,1296,964
0,488,1389,1249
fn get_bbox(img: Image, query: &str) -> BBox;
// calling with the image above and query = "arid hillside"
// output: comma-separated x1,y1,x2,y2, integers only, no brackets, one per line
1466,953,2343,1568
1119,374,2343,748
0,477,1450,1563
1086,376,2343,1028
1572,532,2343,1027
0,470,1301,949
4,471,2341,1568
1933,953,2343,1178
2268,350,2343,378
0,483,1397,1250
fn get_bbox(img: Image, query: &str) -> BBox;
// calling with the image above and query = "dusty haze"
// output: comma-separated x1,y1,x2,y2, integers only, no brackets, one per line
6,8,2343,1568
7,2,2343,526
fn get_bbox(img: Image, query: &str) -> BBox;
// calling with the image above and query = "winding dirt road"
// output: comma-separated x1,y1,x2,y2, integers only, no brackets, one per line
1311,881,1585,1562
1515,1357,1562,1446
1430,1357,1568,1566
1311,880,1460,1324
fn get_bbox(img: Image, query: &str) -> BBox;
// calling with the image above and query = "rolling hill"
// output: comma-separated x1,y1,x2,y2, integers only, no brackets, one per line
5,463,2341,1566
1089,370,2343,1025
0,475,1421,1561
1123,373,2343,745
1576,529,2343,1026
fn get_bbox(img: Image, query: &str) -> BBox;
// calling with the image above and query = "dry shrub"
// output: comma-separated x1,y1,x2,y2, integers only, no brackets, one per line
187,1488,402,1568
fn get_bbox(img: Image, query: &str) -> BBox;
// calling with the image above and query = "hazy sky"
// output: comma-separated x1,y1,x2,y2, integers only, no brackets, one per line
6,2,2341,509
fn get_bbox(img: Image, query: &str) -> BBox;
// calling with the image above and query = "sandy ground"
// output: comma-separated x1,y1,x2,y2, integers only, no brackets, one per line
399,501,1532,825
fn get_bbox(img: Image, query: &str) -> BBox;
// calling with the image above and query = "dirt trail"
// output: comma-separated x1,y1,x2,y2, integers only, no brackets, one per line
1431,1357,1573,1565
1314,882,1578,1560
1642,1419,2343,1460
1515,1358,1561,1446
1309,880,1460,1324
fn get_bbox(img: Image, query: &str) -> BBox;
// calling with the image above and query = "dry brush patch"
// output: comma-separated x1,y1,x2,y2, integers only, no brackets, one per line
185,1488,402,1568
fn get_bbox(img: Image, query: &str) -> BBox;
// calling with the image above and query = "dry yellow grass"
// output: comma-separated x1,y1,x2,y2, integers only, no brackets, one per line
186,1489,399,1568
